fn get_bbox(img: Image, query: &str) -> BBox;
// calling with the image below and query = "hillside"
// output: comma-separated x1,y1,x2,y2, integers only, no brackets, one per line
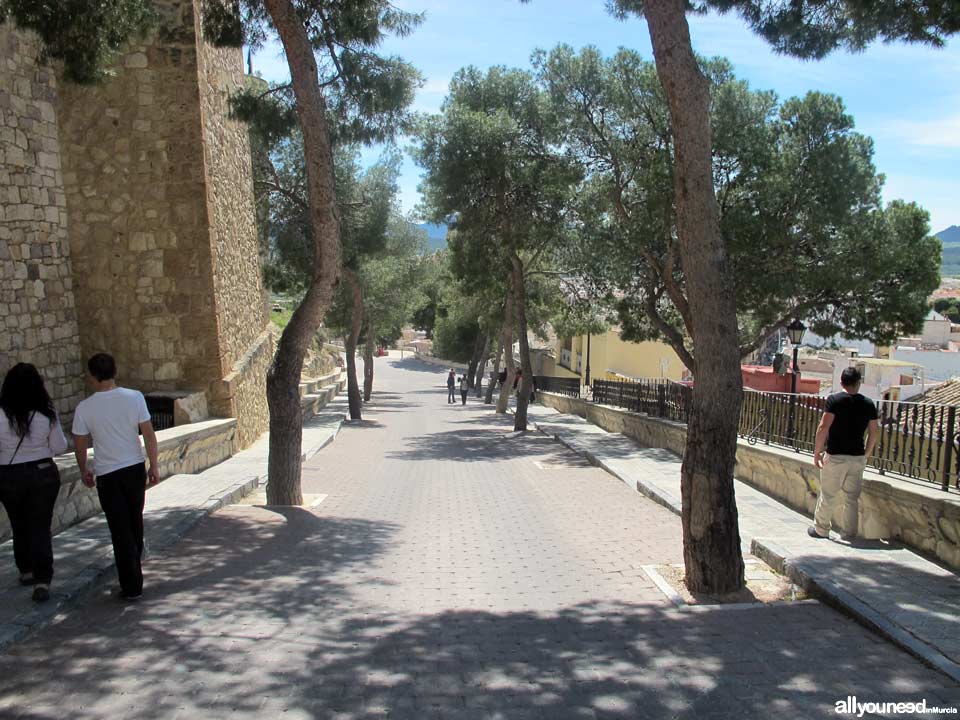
937,225,960,245
937,226,960,277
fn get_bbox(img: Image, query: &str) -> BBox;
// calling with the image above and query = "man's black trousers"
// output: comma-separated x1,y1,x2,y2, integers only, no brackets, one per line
97,463,146,595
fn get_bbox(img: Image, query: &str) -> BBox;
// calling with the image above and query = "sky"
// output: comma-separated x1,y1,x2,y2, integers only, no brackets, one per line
251,0,960,234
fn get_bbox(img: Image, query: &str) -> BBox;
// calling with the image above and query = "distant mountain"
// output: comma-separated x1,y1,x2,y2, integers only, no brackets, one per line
937,225,960,245
417,222,448,252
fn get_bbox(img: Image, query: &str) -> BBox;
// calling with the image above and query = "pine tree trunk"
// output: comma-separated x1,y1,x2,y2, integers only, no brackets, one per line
644,0,745,594
343,268,363,421
485,342,502,404
263,0,341,506
496,293,516,414
510,253,534,432
473,334,489,397
466,332,486,389
363,334,374,402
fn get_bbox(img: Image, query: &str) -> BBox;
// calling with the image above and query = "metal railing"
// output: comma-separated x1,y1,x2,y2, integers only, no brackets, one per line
145,396,175,431
591,378,691,424
740,390,960,491
535,375,580,398
537,375,960,491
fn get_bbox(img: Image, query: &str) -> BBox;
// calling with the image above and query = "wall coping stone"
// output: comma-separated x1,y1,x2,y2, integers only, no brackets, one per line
413,352,469,371
574,393,960,512
539,390,960,568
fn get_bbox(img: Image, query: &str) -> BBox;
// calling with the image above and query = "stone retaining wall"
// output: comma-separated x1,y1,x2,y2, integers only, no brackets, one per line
0,418,237,542
413,352,469,372
537,391,960,570
210,328,274,449
0,23,86,426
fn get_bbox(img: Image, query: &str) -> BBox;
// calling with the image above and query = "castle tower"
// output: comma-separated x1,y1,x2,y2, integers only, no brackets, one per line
0,1,273,447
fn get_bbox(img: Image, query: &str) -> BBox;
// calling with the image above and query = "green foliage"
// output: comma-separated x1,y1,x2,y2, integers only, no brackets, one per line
218,0,422,148
415,65,580,246
608,0,960,59
0,0,155,84
933,298,960,323
414,64,581,374
326,213,429,346
409,251,450,338
431,286,483,363
537,45,941,356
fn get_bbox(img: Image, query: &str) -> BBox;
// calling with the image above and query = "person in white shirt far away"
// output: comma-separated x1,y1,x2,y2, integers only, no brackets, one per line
72,353,159,602
0,363,68,603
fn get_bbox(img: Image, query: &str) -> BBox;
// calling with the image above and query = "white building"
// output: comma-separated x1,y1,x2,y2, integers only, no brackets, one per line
922,310,953,347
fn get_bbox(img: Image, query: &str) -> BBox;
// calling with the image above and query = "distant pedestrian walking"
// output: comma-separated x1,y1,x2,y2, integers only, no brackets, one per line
460,375,469,405
447,369,456,404
72,354,160,601
0,363,68,603
809,367,879,541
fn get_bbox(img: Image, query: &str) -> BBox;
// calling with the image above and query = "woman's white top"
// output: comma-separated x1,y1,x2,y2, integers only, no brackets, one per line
0,411,68,465
459,378,468,391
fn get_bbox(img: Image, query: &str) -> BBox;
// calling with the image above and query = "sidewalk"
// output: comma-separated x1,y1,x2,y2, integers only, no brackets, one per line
0,397,347,651
527,401,960,682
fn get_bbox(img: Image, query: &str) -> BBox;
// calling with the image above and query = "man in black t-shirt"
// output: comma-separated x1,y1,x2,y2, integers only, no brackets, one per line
809,367,879,541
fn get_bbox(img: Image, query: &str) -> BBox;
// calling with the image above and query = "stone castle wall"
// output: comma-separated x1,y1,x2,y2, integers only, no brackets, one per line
55,0,224,393
0,25,85,423
194,7,271,441
1,3,270,447
211,328,275,448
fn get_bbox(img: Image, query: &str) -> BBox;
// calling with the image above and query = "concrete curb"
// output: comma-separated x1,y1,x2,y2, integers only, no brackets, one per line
0,473,260,653
752,538,960,683
529,417,683,517
0,376,348,652
531,407,960,683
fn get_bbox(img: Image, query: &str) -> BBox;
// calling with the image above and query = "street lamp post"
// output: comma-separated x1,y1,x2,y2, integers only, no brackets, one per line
585,333,591,387
786,319,806,449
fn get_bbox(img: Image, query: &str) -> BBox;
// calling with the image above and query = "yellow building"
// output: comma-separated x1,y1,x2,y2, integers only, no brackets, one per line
541,329,688,384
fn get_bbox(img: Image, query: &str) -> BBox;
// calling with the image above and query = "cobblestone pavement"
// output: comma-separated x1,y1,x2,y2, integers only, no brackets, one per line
0,357,957,719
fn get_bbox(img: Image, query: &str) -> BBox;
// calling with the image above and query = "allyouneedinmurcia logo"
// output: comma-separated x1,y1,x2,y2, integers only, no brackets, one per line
835,697,958,717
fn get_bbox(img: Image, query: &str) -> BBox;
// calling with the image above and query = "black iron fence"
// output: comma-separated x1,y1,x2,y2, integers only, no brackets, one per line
145,396,175,431
740,390,960,491
534,375,580,398
591,378,691,424
536,375,960,491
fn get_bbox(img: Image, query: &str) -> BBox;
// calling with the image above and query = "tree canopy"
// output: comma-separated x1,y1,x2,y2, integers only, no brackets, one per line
414,64,581,427
0,0,155,83
537,45,940,370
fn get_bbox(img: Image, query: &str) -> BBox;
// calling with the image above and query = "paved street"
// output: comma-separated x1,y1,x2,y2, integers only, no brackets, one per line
0,357,957,718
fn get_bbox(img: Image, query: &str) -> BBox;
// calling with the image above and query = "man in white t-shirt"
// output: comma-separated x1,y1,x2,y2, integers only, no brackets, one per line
72,353,160,601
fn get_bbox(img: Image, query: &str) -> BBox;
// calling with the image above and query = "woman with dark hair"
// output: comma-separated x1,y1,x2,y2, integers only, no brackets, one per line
0,363,67,602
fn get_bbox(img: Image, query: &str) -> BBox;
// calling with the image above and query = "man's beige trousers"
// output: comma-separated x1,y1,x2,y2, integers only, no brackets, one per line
814,453,866,537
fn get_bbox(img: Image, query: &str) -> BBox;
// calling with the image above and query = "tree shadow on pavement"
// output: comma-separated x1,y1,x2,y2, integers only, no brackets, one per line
0,507,401,718
2,510,958,718
290,600,958,719
387,358,449,375
386,424,609,465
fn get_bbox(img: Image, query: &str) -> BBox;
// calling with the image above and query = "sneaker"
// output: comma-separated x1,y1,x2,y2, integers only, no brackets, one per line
807,526,828,539
18,573,35,586
115,589,142,602
31,585,50,602
840,533,857,543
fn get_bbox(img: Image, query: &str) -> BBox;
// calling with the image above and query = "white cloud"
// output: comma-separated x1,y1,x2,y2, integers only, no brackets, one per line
881,114,960,149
